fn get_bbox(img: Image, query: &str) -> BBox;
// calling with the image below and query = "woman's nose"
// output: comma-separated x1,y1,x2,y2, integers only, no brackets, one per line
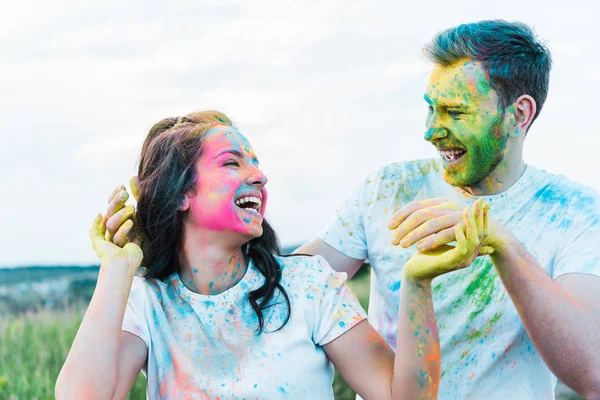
247,165,268,187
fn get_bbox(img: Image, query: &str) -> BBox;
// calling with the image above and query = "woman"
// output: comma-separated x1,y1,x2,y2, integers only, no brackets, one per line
56,110,489,399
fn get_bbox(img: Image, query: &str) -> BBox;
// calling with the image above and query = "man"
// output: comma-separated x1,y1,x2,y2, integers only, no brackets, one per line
297,20,600,399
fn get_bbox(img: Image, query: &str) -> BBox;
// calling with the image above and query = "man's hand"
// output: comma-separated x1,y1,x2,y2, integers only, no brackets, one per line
399,201,492,280
389,197,496,253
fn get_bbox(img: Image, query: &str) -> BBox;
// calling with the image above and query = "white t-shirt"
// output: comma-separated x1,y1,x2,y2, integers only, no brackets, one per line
122,254,366,399
320,158,600,400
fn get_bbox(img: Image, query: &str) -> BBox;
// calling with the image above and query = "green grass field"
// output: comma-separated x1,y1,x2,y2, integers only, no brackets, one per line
0,273,370,400
0,269,581,400
0,306,146,400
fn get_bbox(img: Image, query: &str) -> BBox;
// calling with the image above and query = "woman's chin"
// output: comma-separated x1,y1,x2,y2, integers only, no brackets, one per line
231,225,263,242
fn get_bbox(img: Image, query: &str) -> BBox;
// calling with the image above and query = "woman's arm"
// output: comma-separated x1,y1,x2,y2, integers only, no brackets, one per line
55,213,146,399
324,201,490,399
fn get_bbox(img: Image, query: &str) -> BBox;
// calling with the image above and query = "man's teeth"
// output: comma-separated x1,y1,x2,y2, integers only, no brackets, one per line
235,196,262,209
439,149,465,162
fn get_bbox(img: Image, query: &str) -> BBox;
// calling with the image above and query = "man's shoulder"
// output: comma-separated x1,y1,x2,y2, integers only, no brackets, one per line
362,158,442,187
528,166,600,215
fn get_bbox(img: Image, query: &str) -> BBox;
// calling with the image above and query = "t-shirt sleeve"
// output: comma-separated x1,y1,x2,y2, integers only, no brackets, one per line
318,176,371,261
310,256,367,346
122,276,151,347
553,218,600,279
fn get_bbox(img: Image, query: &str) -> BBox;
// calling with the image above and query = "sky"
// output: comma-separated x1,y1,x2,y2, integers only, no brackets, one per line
1,0,598,267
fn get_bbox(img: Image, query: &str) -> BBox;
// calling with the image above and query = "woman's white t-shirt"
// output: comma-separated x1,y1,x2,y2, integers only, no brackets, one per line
122,254,367,399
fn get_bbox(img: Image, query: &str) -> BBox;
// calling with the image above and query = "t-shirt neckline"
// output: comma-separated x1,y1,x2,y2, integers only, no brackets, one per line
451,164,540,202
171,257,258,301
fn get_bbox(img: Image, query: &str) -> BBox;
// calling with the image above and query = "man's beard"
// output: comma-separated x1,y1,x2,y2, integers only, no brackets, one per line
443,114,508,187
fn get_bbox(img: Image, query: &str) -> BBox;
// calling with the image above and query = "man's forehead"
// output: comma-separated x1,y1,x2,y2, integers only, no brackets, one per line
426,59,492,103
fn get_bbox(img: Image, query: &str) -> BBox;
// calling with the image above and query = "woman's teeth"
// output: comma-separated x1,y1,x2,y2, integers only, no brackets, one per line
235,196,262,212
439,149,466,162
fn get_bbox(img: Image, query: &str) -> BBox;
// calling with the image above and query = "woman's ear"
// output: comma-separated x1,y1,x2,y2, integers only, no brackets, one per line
180,194,190,211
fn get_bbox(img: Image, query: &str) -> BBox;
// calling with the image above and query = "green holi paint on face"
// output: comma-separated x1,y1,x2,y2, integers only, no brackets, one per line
455,116,508,187
425,60,510,187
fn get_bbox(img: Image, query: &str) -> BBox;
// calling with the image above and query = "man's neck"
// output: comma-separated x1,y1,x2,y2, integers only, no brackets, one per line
462,154,526,197
179,228,248,295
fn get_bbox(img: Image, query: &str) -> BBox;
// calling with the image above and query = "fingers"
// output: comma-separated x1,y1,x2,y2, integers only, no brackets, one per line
107,189,129,220
388,198,448,230
478,245,495,256
391,202,459,246
106,205,136,239
399,214,459,248
464,206,478,249
416,227,455,251
474,199,484,238
108,184,126,204
113,219,134,247
482,203,490,238
99,213,108,237
392,207,453,246
454,223,468,256
130,176,140,201
90,213,103,240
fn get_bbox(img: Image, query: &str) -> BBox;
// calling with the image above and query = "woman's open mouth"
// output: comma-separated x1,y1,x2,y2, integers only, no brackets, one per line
438,148,467,166
234,196,262,216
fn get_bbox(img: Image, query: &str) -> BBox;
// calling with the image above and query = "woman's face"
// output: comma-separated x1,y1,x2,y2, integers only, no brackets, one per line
183,125,268,238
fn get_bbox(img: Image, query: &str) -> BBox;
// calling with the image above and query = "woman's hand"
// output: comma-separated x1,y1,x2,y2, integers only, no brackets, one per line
103,177,153,267
104,179,137,247
403,199,492,281
90,213,143,270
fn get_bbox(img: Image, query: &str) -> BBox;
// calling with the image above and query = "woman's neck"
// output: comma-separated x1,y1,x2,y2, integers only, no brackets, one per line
179,229,248,295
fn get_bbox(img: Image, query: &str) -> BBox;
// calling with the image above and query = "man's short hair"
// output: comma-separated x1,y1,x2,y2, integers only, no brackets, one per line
423,20,552,125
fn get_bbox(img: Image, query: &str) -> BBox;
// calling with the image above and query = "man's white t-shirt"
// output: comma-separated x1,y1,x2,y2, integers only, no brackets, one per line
122,254,366,399
320,158,600,400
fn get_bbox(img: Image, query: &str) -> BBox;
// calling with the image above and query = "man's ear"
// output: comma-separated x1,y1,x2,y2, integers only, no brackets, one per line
511,95,537,137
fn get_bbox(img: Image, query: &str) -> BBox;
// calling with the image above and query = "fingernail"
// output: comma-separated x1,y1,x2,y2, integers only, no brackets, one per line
399,239,408,247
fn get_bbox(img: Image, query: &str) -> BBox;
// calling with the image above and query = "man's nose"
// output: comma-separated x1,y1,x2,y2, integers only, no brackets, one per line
424,113,448,142
424,127,449,142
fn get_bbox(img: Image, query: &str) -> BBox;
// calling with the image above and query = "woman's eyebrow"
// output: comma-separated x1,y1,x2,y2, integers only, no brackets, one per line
215,149,260,165
215,149,243,159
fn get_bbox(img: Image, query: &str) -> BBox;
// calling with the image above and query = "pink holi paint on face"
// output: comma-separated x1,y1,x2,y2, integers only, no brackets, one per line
185,125,268,237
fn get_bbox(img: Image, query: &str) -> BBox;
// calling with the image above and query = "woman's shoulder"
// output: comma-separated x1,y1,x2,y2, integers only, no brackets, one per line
129,269,173,300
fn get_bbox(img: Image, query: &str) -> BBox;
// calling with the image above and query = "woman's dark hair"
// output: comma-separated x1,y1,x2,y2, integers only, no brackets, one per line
423,20,552,128
136,110,290,333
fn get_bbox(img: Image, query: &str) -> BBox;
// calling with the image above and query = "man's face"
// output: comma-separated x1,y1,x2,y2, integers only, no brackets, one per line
424,59,509,187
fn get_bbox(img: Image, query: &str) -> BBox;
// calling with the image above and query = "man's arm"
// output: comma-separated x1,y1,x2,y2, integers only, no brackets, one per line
488,228,600,400
390,198,600,398
294,239,365,279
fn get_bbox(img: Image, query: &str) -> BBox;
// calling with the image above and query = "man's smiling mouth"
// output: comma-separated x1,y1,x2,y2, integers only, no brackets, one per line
438,148,467,165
